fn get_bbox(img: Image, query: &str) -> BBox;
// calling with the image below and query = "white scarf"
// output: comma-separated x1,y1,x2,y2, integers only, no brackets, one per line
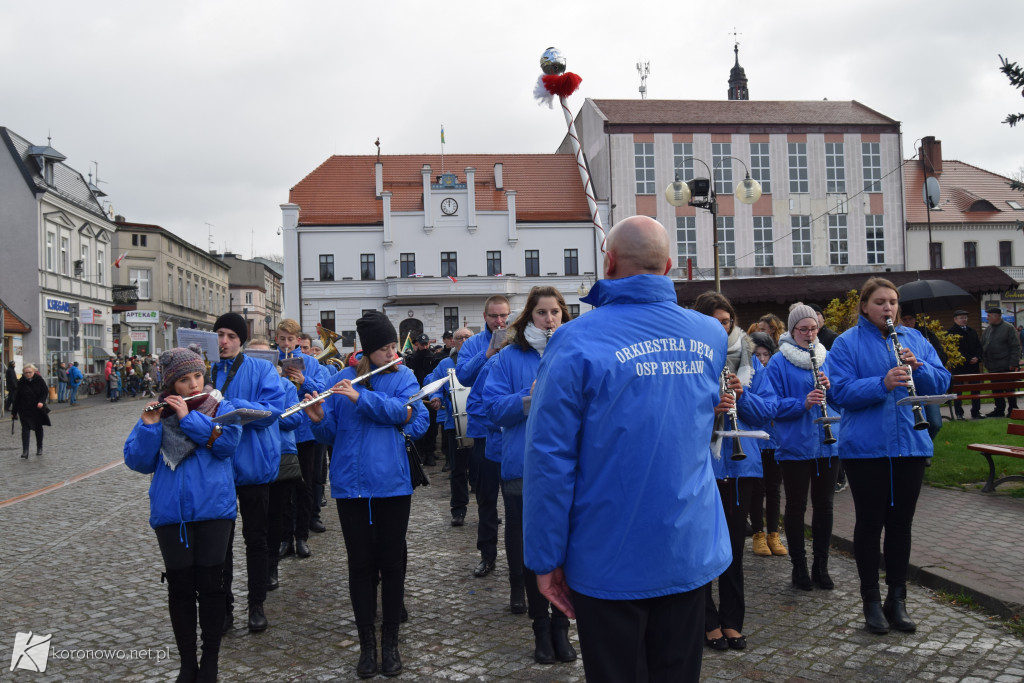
524,323,553,356
778,333,828,370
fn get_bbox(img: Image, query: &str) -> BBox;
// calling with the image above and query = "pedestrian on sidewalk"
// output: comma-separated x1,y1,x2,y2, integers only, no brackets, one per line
829,277,951,635
764,304,840,592
305,311,428,678
124,345,242,682
56,362,69,403
748,332,787,559
484,286,577,665
4,360,17,413
693,291,775,654
67,362,83,406
12,363,50,458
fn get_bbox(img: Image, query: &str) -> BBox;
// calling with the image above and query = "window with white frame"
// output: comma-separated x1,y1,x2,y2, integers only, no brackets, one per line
360,253,375,280
866,215,885,264
400,253,416,278
750,143,771,194
79,244,89,278
963,241,977,268
168,274,173,300
83,323,102,362
788,143,808,193
97,248,104,285
717,216,735,268
712,142,733,194
486,251,502,276
634,142,655,194
46,231,56,271
676,216,697,268
245,291,253,305
791,216,812,266
60,234,70,275
564,249,579,276
825,142,846,193
440,252,457,277
828,215,849,265
752,216,774,267
129,268,152,299
862,142,882,192
524,250,539,277
178,277,183,304
673,142,694,183
194,283,199,309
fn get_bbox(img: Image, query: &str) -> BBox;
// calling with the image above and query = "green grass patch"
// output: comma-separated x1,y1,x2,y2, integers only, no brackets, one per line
928,416,1024,489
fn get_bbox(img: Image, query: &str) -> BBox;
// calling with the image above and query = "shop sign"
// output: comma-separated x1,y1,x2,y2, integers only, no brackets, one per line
129,331,148,342
45,298,70,313
124,310,159,323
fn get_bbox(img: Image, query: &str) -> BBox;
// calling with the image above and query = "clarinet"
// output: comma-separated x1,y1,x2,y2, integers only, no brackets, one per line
720,367,747,461
807,341,837,445
884,317,930,430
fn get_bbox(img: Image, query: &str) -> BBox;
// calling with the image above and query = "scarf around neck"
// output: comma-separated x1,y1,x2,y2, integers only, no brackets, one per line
778,333,828,370
524,322,554,356
159,385,222,471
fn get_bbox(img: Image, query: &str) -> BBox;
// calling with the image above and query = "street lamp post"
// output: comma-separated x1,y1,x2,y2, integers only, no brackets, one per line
665,156,762,293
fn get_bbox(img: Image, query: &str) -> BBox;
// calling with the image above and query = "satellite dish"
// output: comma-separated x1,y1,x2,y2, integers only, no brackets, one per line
923,176,941,209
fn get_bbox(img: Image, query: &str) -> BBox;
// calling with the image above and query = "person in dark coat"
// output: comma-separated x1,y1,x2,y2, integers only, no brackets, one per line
4,360,17,412
13,363,50,458
982,307,1021,417
407,333,441,465
808,303,838,350
947,310,983,420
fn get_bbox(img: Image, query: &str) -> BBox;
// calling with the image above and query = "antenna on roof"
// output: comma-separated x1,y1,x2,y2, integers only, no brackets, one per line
91,161,107,186
205,222,215,252
637,61,650,100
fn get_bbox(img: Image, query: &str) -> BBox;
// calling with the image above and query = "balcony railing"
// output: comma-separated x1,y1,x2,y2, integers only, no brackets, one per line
112,284,139,305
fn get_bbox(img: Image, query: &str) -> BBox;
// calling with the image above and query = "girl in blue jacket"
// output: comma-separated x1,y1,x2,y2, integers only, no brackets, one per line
765,304,841,592
829,277,951,636
306,311,427,678
484,286,577,666
694,292,774,652
124,346,241,683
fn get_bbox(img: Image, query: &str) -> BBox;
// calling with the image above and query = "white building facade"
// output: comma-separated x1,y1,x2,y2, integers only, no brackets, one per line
282,154,603,349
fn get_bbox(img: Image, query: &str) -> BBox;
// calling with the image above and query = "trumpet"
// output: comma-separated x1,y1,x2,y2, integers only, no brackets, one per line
884,317,929,431
280,356,403,418
143,392,211,413
719,367,747,461
807,341,838,445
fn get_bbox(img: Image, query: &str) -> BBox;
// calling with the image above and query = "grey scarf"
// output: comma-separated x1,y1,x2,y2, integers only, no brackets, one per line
160,415,196,471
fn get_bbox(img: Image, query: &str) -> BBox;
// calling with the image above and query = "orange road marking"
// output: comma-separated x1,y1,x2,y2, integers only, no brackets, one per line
0,459,123,509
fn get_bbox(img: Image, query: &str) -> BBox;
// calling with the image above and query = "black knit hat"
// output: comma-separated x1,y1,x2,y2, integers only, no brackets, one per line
357,311,397,353
214,312,248,345
749,331,778,356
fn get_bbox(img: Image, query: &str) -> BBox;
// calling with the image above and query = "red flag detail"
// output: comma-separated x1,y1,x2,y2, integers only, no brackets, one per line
542,72,583,99
113,252,128,268
448,275,458,284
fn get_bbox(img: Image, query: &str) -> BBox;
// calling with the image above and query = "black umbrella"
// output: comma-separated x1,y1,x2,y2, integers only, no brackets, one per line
897,279,975,315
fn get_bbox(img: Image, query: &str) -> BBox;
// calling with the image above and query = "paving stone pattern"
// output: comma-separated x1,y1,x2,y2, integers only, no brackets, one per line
0,395,1022,681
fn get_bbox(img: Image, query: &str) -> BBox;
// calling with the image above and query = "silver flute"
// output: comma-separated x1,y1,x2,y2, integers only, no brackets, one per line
143,392,211,413
280,357,403,418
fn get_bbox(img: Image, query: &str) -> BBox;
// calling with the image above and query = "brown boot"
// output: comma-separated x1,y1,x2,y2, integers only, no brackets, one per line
751,532,771,556
767,532,788,556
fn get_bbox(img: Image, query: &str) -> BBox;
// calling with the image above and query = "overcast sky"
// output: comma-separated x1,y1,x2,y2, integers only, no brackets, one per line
2,1,1021,257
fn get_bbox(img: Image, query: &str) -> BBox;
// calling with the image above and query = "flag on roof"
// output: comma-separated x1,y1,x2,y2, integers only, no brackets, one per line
440,125,445,145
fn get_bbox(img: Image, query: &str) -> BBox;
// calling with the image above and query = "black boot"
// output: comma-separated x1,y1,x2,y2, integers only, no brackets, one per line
267,563,279,591
356,625,378,678
509,581,526,614
21,449,29,459
861,587,890,634
550,615,577,662
532,618,555,664
165,569,199,683
791,557,813,591
811,556,834,590
883,585,916,632
195,566,224,683
380,622,402,677
247,601,268,632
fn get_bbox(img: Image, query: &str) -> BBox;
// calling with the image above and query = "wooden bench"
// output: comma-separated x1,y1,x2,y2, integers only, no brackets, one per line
947,371,1024,420
967,408,1024,492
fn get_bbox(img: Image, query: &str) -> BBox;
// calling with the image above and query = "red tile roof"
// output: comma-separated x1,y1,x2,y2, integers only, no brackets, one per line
904,160,1024,225
289,154,593,226
0,299,31,334
590,99,899,128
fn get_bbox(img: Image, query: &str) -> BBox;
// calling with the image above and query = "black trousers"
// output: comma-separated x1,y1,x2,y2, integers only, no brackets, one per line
445,429,471,516
475,453,501,563
223,483,270,608
750,449,781,533
704,477,753,633
20,421,43,452
572,586,704,683
294,440,317,540
842,457,926,590
156,519,234,571
267,477,298,572
780,457,838,562
503,485,568,623
416,406,439,461
952,367,982,417
336,496,411,627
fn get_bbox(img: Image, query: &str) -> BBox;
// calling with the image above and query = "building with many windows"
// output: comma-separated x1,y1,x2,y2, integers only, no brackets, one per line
282,154,600,347
0,127,118,378
113,220,232,356
562,95,905,282
216,253,283,341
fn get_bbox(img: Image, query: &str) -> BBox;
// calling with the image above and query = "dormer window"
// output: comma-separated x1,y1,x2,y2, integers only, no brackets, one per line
27,144,66,187
1009,200,1023,210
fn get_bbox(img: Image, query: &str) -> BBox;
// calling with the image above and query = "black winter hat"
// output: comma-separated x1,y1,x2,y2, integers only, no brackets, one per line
214,312,248,345
357,311,397,354
750,331,778,356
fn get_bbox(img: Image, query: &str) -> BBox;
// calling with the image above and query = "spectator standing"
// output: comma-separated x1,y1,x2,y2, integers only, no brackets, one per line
982,306,1021,417
5,360,17,413
947,310,984,420
67,362,83,406
57,362,69,403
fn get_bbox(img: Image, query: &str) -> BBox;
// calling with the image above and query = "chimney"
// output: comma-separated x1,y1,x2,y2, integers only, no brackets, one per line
921,136,943,176
375,161,383,197
494,163,504,190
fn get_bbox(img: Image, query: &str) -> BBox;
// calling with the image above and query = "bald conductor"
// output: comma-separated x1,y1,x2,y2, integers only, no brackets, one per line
523,216,731,682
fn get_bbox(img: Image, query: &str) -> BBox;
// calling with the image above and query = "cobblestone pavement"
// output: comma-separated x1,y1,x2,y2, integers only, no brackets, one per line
0,397,1022,681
